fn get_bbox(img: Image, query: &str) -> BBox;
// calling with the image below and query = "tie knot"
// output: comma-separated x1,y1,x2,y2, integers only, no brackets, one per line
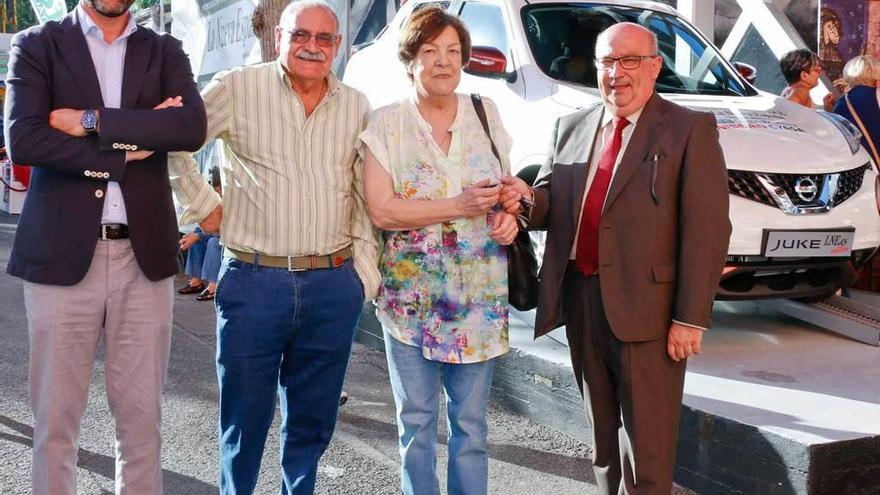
613,116,630,133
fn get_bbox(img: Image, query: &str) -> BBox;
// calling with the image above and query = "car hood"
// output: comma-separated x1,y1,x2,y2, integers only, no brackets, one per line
551,84,868,173
666,93,868,173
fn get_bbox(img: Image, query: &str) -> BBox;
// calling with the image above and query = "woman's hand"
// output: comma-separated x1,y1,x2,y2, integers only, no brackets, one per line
489,211,519,246
179,233,200,251
456,179,501,217
500,176,532,214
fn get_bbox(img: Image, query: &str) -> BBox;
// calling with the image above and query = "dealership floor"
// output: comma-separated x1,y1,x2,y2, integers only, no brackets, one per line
498,299,880,494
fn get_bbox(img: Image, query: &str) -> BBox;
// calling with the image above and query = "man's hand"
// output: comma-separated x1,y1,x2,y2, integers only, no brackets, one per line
155,96,183,110
179,232,200,251
48,109,87,137
667,322,703,362
489,211,518,245
500,176,532,214
199,205,223,235
126,150,155,162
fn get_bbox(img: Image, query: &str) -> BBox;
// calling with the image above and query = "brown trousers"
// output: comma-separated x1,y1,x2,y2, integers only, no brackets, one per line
564,270,686,495
24,239,173,495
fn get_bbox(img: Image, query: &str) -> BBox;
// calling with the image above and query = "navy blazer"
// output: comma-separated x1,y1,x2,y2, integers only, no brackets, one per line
4,11,207,285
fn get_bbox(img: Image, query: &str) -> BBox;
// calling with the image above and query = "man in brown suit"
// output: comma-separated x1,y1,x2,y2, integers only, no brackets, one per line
502,23,730,493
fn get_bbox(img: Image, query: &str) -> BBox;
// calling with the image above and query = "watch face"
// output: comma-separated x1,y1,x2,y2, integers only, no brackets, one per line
81,110,97,133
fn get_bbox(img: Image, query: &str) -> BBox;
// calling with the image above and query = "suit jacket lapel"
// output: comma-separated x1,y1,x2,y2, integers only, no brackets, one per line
604,93,668,211
121,28,152,109
570,106,604,223
53,12,104,109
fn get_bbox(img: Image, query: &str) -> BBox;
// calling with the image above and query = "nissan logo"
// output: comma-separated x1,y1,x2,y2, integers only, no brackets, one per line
794,177,818,202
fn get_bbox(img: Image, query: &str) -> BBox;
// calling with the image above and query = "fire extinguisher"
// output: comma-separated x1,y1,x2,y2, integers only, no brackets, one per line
1,147,29,192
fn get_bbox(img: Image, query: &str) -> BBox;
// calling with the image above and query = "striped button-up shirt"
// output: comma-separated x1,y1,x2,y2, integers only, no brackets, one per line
168,61,380,298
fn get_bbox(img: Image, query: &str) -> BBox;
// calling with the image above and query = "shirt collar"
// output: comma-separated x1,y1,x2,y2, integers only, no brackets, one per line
274,59,339,98
601,105,643,129
76,4,137,43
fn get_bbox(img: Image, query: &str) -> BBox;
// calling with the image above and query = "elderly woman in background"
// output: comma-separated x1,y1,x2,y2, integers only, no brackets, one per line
833,55,880,153
359,7,520,495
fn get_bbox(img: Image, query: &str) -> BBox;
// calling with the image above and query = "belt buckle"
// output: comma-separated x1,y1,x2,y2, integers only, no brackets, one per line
287,256,306,272
101,225,109,240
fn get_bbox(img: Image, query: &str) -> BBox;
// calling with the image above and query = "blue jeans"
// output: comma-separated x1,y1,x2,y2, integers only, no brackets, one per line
183,236,206,279
202,237,222,282
215,257,365,495
184,228,222,283
383,328,494,495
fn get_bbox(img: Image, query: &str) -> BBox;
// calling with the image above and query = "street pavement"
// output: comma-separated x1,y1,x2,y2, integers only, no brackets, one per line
0,212,604,494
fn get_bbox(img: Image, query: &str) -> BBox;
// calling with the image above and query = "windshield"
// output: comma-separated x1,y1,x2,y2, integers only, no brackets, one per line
522,3,753,96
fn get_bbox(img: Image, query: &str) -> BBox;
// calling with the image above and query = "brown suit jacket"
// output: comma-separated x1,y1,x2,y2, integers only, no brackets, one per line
529,93,731,341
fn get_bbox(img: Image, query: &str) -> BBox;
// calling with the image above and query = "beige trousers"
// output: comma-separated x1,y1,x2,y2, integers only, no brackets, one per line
23,239,173,495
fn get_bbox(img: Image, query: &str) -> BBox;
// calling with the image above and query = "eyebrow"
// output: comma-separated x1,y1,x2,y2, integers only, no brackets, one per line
422,41,461,48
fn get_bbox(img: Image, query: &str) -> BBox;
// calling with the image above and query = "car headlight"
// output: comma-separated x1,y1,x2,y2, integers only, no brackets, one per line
819,111,862,155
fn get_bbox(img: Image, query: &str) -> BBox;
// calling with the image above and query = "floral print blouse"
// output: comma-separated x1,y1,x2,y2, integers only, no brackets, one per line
359,94,513,364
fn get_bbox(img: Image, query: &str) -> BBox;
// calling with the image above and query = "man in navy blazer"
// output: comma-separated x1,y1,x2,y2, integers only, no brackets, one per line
4,0,206,492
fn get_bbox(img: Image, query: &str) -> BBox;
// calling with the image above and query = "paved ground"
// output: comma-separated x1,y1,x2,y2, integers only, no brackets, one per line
0,212,607,494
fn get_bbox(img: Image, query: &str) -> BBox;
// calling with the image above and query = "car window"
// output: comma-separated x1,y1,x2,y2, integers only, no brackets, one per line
458,1,512,61
521,3,752,96
401,1,451,29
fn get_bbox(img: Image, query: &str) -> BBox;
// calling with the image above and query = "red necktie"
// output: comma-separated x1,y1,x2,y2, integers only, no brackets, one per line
574,116,630,275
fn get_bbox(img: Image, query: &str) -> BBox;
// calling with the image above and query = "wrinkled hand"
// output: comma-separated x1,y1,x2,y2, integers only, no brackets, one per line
822,92,838,112
179,232,200,251
667,322,703,362
155,96,183,110
456,179,500,217
125,150,155,162
500,176,532,214
48,109,87,137
199,205,223,235
489,211,518,245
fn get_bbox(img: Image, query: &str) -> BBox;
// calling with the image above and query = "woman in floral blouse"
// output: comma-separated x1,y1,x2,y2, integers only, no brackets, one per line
359,7,521,495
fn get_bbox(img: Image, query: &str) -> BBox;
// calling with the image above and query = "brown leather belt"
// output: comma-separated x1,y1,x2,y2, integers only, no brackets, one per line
226,246,352,271
99,224,129,240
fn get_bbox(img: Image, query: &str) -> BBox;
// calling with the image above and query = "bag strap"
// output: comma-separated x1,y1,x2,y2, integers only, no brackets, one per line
845,92,880,169
470,93,530,228
470,93,503,171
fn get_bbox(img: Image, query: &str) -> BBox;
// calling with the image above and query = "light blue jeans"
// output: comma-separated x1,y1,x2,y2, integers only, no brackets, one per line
383,328,494,495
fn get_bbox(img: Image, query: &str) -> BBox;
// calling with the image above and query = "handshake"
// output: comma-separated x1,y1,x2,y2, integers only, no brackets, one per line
455,176,534,246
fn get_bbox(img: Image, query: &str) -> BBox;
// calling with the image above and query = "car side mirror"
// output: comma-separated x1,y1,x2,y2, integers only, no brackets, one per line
733,61,757,85
465,46,509,79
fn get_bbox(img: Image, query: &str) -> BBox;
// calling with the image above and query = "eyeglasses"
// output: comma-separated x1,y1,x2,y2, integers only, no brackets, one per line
288,29,338,47
594,55,658,70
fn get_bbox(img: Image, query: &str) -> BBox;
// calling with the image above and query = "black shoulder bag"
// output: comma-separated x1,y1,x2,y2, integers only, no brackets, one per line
470,94,539,311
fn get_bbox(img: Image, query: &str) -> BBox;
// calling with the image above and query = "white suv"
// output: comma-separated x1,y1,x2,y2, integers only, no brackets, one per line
344,0,880,300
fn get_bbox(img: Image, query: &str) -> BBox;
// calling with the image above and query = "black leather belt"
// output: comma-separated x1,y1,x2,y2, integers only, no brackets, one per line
99,224,129,240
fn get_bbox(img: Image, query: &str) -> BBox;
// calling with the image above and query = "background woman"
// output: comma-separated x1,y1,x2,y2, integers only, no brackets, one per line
832,55,880,152
359,7,518,495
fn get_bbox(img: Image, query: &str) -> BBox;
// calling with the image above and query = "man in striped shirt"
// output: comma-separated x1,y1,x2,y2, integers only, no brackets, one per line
168,1,379,492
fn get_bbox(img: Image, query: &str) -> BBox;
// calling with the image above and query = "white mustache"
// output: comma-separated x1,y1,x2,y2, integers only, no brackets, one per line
296,49,326,62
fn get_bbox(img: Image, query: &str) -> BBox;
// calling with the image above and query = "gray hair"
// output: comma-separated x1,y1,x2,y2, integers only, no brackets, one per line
279,0,340,34
843,55,880,88
595,22,659,57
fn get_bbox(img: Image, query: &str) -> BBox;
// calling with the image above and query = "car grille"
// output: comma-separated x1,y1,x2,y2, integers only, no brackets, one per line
834,164,869,204
727,164,869,213
727,169,774,206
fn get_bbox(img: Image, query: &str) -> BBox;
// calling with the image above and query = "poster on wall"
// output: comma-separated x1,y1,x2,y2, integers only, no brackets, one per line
816,0,880,83
170,0,262,86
